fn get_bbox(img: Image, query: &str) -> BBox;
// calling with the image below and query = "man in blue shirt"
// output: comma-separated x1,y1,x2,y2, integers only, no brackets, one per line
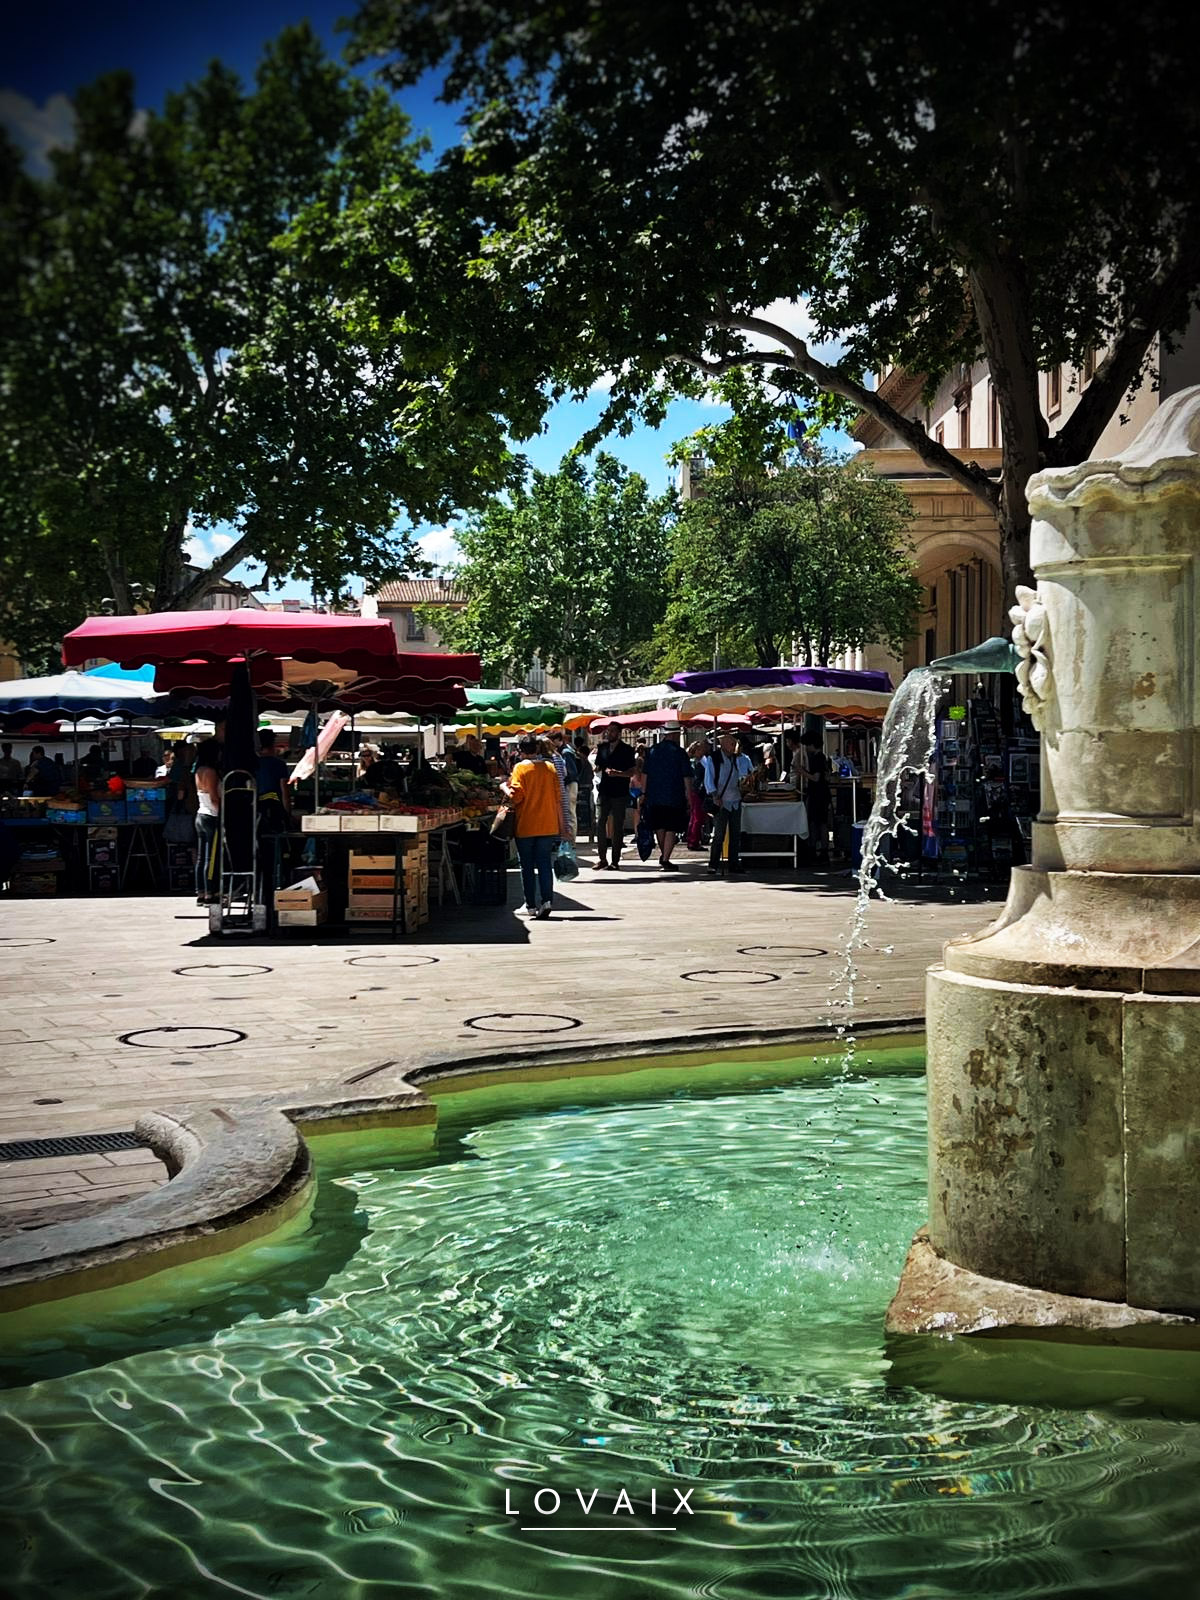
641,726,693,870
24,746,59,797
703,732,754,876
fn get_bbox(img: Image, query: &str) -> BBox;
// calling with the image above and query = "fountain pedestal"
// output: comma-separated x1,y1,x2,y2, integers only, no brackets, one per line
889,386,1200,1337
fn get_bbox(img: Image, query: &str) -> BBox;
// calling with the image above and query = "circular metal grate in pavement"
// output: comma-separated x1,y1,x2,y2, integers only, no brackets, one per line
737,945,828,958
464,1012,582,1035
119,1025,246,1050
680,969,782,986
174,963,273,978
346,955,439,969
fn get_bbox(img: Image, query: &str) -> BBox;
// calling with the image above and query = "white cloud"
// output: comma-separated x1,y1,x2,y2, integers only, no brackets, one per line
182,523,207,566
0,90,75,176
182,525,238,567
744,297,846,365
417,526,462,570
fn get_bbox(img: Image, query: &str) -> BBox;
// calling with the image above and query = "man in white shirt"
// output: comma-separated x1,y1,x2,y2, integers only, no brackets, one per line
703,732,754,876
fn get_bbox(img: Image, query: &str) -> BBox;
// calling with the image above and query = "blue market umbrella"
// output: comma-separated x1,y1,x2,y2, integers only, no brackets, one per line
0,671,167,722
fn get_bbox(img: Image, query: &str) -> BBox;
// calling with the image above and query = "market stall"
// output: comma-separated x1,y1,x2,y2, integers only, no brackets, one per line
62,610,489,931
0,671,177,897
672,666,895,859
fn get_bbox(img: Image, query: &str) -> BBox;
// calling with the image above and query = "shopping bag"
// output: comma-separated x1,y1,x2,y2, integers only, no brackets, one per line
635,807,655,861
552,839,579,879
490,804,517,841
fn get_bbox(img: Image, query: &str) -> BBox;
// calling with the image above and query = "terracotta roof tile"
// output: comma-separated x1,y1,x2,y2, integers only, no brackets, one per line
374,579,466,605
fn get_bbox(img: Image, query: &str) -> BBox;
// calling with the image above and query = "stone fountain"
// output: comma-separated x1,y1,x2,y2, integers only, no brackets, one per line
888,384,1200,1339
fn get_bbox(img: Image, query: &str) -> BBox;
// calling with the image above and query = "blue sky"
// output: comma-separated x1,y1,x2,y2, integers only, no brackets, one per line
2,2,844,596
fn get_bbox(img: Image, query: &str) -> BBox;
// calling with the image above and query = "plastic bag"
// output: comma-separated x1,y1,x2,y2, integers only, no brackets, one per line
552,839,579,879
635,807,655,861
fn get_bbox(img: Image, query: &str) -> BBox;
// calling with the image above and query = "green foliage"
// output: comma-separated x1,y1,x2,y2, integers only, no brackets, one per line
424,453,674,686
0,25,521,666
346,0,1200,593
656,432,922,671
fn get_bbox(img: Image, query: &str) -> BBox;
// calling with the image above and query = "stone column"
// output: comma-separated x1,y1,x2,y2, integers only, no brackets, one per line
889,387,1200,1334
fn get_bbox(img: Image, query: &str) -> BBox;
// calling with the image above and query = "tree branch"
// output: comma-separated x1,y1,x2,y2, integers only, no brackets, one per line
668,313,1001,514
1053,217,1200,465
170,532,256,611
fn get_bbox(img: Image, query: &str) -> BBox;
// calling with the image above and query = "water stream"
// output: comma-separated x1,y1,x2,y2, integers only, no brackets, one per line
829,667,949,1067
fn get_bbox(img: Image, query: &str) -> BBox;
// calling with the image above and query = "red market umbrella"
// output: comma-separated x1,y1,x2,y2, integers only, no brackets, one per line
587,709,684,733
62,608,401,669
153,655,475,717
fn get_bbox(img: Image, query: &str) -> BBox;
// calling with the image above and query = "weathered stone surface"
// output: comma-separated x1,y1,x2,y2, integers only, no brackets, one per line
1124,995,1200,1314
944,865,1200,991
0,1103,314,1309
1024,384,1200,878
886,1226,1195,1338
927,966,1125,1301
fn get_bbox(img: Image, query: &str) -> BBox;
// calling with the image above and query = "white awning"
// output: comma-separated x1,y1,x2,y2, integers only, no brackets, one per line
541,684,683,712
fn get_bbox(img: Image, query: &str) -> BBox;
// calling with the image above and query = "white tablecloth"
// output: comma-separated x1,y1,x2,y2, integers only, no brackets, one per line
739,801,808,838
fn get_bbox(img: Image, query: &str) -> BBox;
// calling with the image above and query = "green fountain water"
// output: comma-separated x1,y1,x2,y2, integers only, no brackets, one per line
2,1049,1199,1598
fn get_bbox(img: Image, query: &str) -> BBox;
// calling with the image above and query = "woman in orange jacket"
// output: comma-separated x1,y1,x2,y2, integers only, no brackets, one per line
503,734,564,919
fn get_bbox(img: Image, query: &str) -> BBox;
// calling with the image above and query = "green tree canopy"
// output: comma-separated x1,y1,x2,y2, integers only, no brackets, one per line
657,435,922,672
424,453,674,687
0,24,522,666
346,0,1200,597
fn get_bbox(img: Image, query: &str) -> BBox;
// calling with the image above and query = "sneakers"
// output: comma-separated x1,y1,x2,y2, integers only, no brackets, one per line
535,904,552,920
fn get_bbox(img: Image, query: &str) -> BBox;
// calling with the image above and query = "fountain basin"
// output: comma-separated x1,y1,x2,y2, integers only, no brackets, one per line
3,1038,1200,1600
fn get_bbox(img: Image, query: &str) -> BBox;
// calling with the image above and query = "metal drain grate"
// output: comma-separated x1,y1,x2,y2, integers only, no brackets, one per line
0,1131,142,1162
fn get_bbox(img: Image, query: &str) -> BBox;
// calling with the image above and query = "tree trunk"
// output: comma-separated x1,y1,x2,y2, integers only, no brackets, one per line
996,492,1032,606
96,534,133,615
154,513,190,611
754,636,780,667
968,252,1041,596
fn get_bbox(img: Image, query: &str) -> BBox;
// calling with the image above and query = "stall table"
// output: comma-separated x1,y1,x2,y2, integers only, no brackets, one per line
739,799,809,867
291,811,471,936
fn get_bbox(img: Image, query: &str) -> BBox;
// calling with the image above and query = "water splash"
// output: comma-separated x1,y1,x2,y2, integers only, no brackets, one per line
831,668,948,1068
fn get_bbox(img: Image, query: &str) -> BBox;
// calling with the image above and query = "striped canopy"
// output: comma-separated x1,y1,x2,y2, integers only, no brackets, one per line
453,705,566,732
677,685,894,721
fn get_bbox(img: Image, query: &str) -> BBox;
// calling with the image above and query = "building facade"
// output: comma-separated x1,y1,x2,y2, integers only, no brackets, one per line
850,317,1200,673
367,578,579,698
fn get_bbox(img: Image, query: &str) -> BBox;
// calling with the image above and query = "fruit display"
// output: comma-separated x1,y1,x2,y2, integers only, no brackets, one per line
443,768,500,817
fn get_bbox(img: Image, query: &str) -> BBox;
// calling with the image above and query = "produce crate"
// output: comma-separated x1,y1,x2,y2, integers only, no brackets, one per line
87,799,126,823
349,872,396,891
346,899,400,922
127,793,166,820
275,887,328,928
45,807,86,825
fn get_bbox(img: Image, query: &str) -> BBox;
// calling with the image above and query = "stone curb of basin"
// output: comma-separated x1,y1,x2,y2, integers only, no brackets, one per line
0,1018,920,1313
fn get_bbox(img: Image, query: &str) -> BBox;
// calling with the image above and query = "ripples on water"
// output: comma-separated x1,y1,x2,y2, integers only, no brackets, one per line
2,1061,1199,1599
